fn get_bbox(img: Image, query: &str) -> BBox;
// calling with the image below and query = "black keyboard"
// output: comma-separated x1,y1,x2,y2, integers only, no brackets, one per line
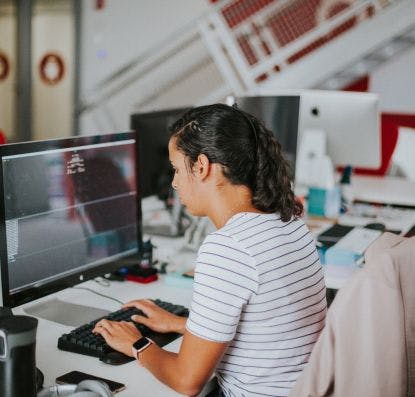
57,299,189,365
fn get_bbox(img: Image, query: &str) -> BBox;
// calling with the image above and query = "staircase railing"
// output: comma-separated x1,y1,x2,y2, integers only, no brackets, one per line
201,0,399,91
80,0,413,129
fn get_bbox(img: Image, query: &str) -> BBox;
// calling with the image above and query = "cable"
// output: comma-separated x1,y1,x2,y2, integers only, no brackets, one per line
71,286,125,305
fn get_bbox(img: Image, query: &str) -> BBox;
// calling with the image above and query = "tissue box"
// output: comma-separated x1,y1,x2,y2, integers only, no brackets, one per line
307,187,340,217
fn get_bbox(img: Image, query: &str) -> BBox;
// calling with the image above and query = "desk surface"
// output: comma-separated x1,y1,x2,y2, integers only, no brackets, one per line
14,265,347,397
13,239,342,397
14,279,194,397
310,175,415,289
352,175,415,207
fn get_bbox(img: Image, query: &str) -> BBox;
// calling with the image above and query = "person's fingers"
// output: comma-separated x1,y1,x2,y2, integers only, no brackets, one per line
93,325,112,339
122,299,154,312
122,300,139,309
122,298,151,307
97,319,115,329
93,319,117,335
131,314,152,326
120,321,137,331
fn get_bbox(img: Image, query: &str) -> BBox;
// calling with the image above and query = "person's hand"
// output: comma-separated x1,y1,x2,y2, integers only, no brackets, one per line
93,319,141,357
123,299,187,334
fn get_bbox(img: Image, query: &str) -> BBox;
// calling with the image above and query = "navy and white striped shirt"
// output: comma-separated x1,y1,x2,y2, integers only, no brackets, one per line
186,212,326,397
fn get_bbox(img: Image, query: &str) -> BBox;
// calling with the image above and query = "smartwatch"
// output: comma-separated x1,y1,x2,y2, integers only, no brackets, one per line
131,337,154,363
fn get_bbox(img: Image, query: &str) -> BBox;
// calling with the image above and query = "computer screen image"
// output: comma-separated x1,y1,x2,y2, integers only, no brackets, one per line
0,132,141,308
131,107,191,236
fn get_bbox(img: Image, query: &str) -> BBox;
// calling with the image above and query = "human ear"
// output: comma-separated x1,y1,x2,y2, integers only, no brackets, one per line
194,154,210,180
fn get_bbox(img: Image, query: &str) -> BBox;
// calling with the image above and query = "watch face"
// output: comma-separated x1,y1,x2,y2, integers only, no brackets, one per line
133,337,150,351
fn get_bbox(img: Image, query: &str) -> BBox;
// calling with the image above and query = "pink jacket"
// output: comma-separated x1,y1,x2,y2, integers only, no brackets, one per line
289,232,415,397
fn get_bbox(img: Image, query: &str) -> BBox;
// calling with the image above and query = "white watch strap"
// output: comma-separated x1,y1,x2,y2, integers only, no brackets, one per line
131,338,154,365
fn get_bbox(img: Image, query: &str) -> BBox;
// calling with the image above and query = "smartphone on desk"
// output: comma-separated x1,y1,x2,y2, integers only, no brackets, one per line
56,370,126,393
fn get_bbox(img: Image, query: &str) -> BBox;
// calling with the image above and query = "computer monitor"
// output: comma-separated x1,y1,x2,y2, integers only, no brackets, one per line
298,90,380,169
232,95,300,171
234,91,381,184
130,107,191,236
0,132,141,308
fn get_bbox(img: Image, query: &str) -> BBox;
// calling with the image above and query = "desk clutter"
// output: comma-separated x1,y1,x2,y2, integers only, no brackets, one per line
323,226,383,266
317,211,415,267
339,202,415,235
305,166,415,268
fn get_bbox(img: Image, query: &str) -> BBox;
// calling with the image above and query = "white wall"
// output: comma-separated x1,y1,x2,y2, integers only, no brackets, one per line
32,3,74,140
0,1,74,142
370,45,415,178
80,0,209,93
370,45,415,113
79,0,215,134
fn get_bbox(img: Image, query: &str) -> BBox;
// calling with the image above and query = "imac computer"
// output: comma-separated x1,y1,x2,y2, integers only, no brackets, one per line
234,90,381,186
131,107,191,237
297,90,380,168
0,132,141,309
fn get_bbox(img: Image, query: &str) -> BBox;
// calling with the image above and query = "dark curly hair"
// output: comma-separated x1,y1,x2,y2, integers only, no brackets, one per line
169,103,303,222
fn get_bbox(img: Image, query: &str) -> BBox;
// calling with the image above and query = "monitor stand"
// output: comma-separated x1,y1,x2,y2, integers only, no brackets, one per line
295,129,327,188
23,298,109,327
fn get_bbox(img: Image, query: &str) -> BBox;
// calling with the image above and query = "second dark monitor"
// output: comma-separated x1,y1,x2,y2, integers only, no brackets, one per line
131,107,191,236
131,107,190,200
234,96,300,172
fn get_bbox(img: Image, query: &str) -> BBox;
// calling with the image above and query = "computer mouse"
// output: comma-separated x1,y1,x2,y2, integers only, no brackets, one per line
365,222,386,232
99,351,134,366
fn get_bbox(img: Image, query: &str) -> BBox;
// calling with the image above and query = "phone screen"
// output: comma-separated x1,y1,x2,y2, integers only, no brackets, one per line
56,370,126,393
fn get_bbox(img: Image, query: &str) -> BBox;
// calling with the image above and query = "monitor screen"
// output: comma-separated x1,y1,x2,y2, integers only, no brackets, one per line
130,107,191,200
130,108,191,237
233,96,300,171
0,132,141,307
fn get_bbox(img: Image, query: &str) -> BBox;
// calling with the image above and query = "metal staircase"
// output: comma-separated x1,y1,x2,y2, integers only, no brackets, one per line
79,0,415,133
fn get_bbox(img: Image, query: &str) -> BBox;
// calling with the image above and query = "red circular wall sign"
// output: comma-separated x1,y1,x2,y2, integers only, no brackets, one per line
0,52,10,81
39,53,65,85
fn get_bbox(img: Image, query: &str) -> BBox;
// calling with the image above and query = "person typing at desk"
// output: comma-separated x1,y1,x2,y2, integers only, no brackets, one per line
93,104,327,397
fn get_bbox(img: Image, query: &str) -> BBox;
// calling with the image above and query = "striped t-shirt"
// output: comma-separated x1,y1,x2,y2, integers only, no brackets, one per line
186,212,326,397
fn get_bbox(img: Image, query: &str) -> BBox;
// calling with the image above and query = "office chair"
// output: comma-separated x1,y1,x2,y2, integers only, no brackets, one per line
289,232,415,397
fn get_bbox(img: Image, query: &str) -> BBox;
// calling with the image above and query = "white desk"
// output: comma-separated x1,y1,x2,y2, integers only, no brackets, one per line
14,278,194,397
352,175,415,207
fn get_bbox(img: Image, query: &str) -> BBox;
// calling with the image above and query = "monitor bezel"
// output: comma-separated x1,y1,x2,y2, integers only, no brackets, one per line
0,131,143,308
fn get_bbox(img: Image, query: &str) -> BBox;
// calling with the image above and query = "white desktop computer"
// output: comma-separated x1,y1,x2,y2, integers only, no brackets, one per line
232,90,381,188
296,90,380,186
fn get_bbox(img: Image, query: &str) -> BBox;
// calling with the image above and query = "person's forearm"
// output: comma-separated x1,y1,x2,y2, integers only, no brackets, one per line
173,316,187,334
135,330,226,396
138,344,201,396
